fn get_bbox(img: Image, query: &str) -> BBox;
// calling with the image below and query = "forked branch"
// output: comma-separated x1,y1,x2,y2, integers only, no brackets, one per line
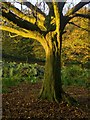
2,2,47,31
2,7,43,33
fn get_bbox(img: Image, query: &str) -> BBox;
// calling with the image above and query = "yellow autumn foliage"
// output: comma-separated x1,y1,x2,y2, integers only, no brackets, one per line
62,8,89,65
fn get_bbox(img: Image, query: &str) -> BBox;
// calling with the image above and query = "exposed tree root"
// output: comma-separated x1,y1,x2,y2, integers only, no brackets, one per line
61,91,79,106
39,89,79,106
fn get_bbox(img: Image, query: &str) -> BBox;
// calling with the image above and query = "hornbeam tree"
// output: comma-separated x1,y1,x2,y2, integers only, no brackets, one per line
1,0,90,103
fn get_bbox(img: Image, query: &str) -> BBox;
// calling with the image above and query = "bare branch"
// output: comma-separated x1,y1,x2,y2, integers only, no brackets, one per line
21,1,46,21
9,33,19,38
2,7,44,33
46,2,54,16
68,21,90,32
74,13,90,19
2,2,47,31
58,1,66,13
66,1,90,16
3,0,46,21
53,2,60,31
53,1,61,47
46,1,66,16
2,2,36,24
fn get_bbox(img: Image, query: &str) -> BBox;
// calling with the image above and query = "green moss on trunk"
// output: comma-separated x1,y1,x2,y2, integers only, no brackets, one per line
39,48,78,105
39,48,63,102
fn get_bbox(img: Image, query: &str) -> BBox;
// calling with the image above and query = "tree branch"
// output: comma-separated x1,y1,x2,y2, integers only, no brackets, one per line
1,16,18,28
74,13,90,19
9,33,19,38
2,2,47,31
46,2,54,16
68,22,90,32
21,1,46,21
53,1,61,48
1,25,47,51
66,1,90,16
2,7,44,34
58,1,66,13
1,16,29,33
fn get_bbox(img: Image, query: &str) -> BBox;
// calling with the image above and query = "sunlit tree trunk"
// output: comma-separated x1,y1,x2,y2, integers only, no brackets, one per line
39,34,63,102
39,32,76,104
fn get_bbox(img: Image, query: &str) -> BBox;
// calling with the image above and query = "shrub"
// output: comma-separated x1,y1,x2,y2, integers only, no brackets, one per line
62,65,89,88
2,62,44,85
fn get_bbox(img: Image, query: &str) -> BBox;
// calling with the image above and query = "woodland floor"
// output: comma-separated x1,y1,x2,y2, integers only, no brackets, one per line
2,82,90,120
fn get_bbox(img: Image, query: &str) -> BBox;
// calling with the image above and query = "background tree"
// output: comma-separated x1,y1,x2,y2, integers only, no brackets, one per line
1,0,90,103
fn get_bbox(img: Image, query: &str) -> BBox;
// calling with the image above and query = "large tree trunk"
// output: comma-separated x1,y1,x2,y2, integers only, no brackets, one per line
39,46,63,102
39,36,77,104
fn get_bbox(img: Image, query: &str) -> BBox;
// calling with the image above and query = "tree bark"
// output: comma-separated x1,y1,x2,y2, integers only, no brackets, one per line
39,35,77,104
39,45,63,102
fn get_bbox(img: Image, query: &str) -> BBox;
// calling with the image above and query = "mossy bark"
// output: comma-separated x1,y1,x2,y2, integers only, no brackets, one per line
39,46,63,102
39,35,78,104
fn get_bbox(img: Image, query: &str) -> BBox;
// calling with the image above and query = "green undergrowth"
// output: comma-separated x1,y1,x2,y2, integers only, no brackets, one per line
2,61,44,93
62,65,89,88
1,61,90,93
